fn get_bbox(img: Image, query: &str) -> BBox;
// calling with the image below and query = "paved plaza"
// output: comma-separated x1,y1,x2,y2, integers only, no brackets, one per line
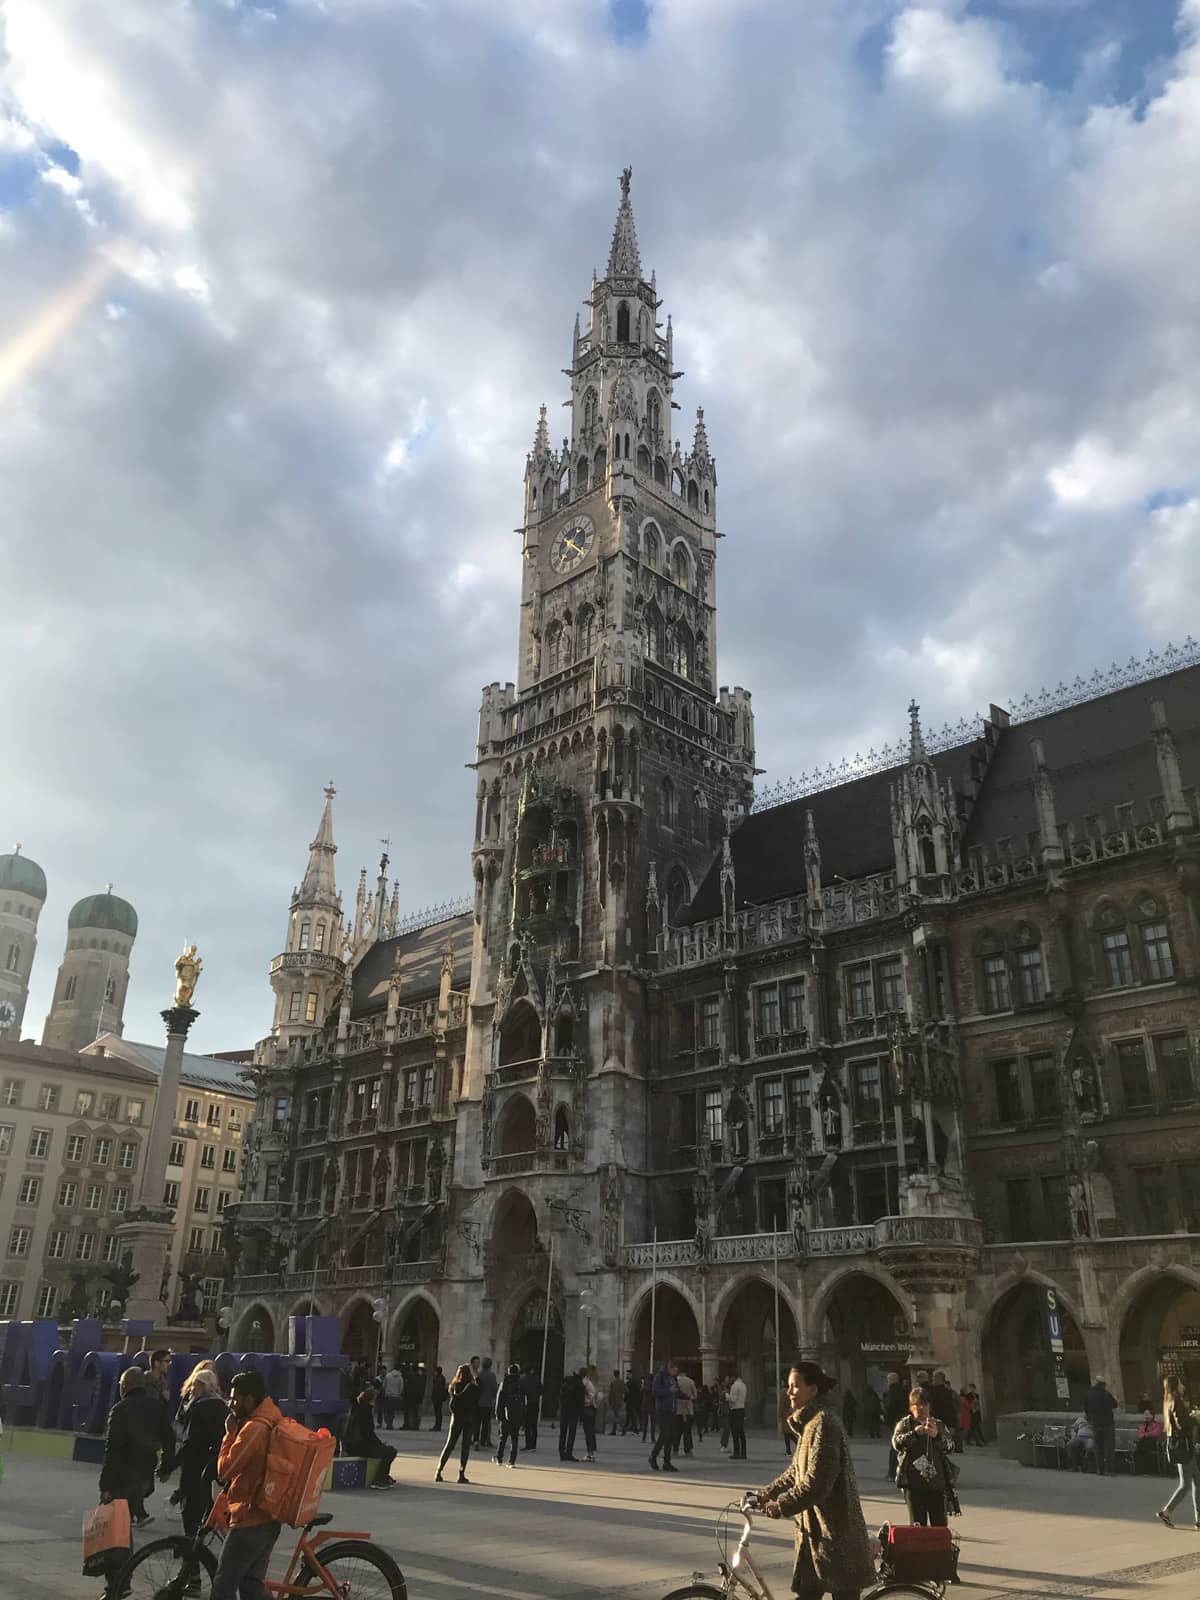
3,1427,1199,1600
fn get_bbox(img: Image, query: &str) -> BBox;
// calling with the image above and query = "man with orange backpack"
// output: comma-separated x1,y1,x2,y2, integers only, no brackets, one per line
212,1371,283,1600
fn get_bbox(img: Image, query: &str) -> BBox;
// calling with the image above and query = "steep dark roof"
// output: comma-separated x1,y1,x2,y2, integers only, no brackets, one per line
351,912,474,1016
687,662,1200,922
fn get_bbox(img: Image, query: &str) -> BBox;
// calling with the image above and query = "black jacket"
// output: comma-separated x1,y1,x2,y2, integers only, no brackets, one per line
343,1396,389,1459
883,1381,908,1426
520,1372,542,1409
448,1375,479,1419
929,1382,959,1432
1085,1384,1118,1429
497,1373,526,1426
1165,1398,1195,1466
559,1372,585,1418
100,1389,177,1500
176,1393,227,1503
892,1414,953,1492
431,1371,449,1403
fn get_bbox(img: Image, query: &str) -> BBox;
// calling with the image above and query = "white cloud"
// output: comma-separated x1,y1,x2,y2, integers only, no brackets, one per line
1129,498,1200,638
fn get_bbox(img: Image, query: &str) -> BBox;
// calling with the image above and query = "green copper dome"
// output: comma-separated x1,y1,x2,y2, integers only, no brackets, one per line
69,891,139,939
0,848,47,902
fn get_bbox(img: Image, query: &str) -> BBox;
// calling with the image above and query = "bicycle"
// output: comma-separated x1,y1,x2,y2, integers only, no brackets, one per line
118,1506,407,1600
661,1495,948,1600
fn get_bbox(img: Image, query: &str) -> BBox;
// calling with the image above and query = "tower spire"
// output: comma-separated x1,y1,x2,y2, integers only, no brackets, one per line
606,166,642,279
532,403,550,457
692,406,711,468
908,701,928,763
299,783,339,906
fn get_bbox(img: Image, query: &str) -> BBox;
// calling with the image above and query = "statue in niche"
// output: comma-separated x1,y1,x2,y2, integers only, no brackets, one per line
1068,1176,1091,1238
176,1271,203,1322
601,1166,621,1266
818,1072,843,1147
727,1088,749,1160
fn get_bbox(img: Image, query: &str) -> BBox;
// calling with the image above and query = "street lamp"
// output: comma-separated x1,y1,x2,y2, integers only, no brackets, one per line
579,1286,597,1370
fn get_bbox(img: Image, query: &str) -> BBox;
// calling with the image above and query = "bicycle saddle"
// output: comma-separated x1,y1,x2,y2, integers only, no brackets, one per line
306,1513,335,1530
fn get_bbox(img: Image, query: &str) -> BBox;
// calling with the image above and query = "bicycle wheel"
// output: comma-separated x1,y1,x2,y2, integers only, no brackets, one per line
299,1538,408,1600
864,1585,944,1600
119,1535,218,1600
660,1587,728,1600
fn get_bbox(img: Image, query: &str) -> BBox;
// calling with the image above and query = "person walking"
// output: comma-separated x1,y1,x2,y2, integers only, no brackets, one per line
676,1369,697,1455
892,1385,958,1526
696,1383,710,1442
495,1363,526,1468
728,1370,748,1461
435,1363,479,1484
558,1366,585,1461
100,1365,176,1529
211,1371,284,1600
841,1388,857,1437
862,1386,882,1440
475,1356,499,1449
343,1388,398,1489
930,1370,960,1451
758,1362,875,1600
581,1367,600,1462
521,1365,542,1450
172,1367,226,1579
1085,1377,1119,1476
404,1364,426,1431
1157,1374,1199,1528
145,1349,173,1410
718,1378,732,1453
430,1366,448,1431
648,1359,680,1472
883,1370,908,1479
641,1372,655,1443
965,1385,986,1446
607,1370,625,1435
381,1362,405,1430
623,1372,641,1437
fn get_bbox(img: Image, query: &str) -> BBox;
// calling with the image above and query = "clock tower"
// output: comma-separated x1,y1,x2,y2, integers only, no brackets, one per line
450,172,756,1370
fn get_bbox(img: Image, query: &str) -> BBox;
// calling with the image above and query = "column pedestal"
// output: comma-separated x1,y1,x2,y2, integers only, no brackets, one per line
112,1214,175,1329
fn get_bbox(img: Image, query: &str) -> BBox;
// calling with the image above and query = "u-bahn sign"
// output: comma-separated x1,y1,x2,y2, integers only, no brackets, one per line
1044,1288,1070,1403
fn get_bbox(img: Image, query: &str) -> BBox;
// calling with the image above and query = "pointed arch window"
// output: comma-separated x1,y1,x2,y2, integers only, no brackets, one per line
646,390,662,443
4,942,18,973
616,301,631,342
314,922,326,953
298,921,311,952
546,621,564,675
582,387,599,431
670,621,693,680
104,975,117,1003
575,456,589,491
643,525,661,571
672,543,690,590
576,606,595,658
64,975,77,1003
661,777,678,829
643,603,664,663
666,866,691,924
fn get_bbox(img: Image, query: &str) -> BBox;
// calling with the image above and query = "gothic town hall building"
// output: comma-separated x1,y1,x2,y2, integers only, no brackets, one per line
228,175,1200,1429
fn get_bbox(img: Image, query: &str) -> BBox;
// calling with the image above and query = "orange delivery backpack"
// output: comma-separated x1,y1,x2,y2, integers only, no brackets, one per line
258,1419,337,1527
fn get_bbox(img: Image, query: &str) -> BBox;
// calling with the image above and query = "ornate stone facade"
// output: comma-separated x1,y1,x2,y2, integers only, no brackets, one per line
228,180,1200,1428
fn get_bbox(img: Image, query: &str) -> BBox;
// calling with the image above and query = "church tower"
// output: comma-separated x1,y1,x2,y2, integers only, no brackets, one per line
456,173,756,1371
42,888,138,1051
0,846,47,1040
268,785,346,1045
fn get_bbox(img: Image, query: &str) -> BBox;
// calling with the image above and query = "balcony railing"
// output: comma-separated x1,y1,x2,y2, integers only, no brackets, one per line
619,1215,984,1269
491,1151,536,1176
271,951,344,978
493,1059,538,1087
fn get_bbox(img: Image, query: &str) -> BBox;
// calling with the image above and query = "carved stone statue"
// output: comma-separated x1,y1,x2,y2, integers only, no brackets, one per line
1068,1177,1091,1238
63,1272,94,1321
103,1256,140,1310
173,943,203,1008
176,1271,203,1322
601,1165,621,1267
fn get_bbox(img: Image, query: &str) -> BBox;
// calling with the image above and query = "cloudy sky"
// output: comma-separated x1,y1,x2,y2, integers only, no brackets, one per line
3,0,1198,1053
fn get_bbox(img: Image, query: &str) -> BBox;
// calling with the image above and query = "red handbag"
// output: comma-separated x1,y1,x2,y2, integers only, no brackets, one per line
879,1522,959,1583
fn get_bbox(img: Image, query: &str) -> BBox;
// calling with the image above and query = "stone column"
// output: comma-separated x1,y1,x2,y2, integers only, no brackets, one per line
114,1003,198,1331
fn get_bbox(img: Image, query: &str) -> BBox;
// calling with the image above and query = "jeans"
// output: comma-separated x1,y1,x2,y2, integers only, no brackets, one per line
559,1410,580,1459
475,1406,493,1447
581,1408,598,1456
524,1403,539,1449
211,1522,281,1600
1163,1459,1200,1522
437,1416,473,1476
730,1409,747,1460
1095,1424,1115,1475
681,1413,694,1454
649,1408,676,1466
497,1421,521,1464
608,1404,623,1435
905,1487,948,1526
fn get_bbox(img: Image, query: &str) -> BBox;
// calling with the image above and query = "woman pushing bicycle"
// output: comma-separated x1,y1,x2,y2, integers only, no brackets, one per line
756,1362,875,1600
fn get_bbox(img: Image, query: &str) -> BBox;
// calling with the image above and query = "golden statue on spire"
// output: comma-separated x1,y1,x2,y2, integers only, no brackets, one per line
173,943,203,1008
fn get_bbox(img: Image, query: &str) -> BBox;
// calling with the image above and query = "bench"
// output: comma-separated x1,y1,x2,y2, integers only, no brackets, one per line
329,1455,387,1490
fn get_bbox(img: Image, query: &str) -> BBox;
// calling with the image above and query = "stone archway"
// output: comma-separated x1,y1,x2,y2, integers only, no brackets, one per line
631,1283,702,1384
1119,1271,1200,1404
496,1095,537,1157
392,1293,440,1373
340,1297,379,1366
981,1280,1089,1421
507,1289,565,1418
233,1303,276,1353
817,1271,912,1402
714,1276,799,1427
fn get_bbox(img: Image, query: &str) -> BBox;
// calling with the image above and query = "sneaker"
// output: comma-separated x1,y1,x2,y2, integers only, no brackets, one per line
1157,1510,1174,1528
586,1453,596,1462
648,1457,660,1470
435,1471,444,1482
457,1473,470,1484
131,1515,154,1529
663,1463,680,1473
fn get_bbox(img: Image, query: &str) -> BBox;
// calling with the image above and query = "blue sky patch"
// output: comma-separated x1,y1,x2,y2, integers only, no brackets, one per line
610,0,650,44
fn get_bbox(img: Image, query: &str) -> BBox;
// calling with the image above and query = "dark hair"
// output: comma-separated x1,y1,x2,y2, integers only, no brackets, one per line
230,1370,266,1404
910,1386,932,1408
508,1363,521,1376
151,1348,172,1366
790,1362,836,1396
450,1363,474,1391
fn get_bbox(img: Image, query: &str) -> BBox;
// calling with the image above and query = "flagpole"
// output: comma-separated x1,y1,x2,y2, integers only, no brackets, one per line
649,1226,658,1368
773,1215,782,1444
540,1233,555,1391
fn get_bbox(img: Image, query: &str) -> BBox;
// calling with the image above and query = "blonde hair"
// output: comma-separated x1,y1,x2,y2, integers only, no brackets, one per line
182,1362,221,1402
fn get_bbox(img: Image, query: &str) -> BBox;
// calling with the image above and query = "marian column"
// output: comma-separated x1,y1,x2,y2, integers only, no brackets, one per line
112,945,203,1333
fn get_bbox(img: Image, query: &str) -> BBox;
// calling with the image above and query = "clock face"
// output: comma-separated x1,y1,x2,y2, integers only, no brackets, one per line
550,518,595,574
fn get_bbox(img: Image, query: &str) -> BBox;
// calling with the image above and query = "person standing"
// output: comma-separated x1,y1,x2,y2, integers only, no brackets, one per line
404,1364,425,1431
435,1363,479,1484
892,1386,956,1526
676,1369,697,1455
381,1362,405,1430
608,1370,625,1435
558,1366,585,1461
965,1385,986,1446
100,1365,176,1530
930,1370,959,1450
862,1386,882,1440
495,1363,526,1468
728,1370,748,1461
474,1356,499,1449
1085,1377,1118,1476
172,1368,226,1559
1157,1374,1199,1528
758,1363,875,1600
145,1349,173,1410
581,1367,600,1462
718,1378,732,1453
521,1365,542,1450
883,1370,907,1479
430,1366,448,1431
641,1372,655,1443
648,1359,680,1472
211,1371,284,1600
841,1388,857,1437
624,1372,641,1437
